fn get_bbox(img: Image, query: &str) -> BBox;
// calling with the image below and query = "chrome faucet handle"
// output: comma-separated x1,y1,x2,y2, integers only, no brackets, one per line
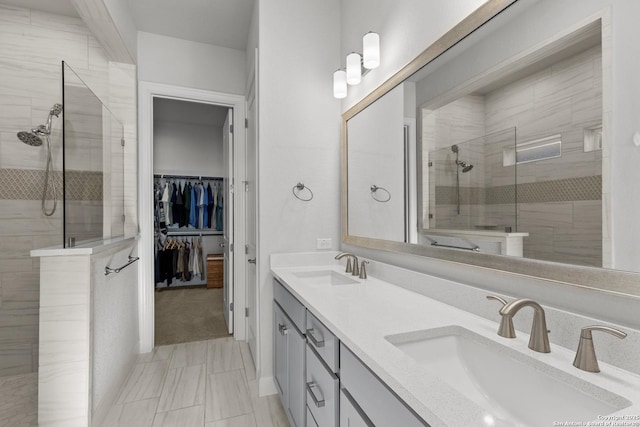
352,257,360,276
359,260,369,279
487,295,515,338
573,325,627,373
499,298,551,353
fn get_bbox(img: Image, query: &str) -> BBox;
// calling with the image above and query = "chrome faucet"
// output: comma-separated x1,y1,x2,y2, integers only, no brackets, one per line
335,253,359,276
573,325,626,373
496,298,551,353
359,260,369,279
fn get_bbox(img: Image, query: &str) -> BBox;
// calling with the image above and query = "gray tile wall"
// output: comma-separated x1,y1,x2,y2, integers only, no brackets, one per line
426,45,603,267
0,5,136,377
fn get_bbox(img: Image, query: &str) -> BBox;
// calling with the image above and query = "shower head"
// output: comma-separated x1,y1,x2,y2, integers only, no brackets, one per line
456,160,474,173
49,103,63,118
451,145,459,153
17,131,43,147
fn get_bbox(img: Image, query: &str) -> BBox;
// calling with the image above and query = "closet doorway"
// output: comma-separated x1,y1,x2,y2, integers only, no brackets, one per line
152,98,233,345
138,82,247,352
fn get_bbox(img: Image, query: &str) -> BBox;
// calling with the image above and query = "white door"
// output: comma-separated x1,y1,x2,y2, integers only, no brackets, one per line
222,108,234,334
245,80,258,357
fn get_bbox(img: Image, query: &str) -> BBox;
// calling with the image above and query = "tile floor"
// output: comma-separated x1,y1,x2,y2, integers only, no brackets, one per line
101,337,289,427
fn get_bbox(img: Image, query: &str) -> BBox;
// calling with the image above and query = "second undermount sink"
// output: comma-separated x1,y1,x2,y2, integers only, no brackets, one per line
291,270,359,286
385,326,631,426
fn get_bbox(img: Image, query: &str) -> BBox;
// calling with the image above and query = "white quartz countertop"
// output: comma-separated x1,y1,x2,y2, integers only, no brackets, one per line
271,252,640,427
31,235,138,257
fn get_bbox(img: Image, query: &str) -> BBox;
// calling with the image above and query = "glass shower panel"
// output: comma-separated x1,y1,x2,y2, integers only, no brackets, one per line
62,62,124,247
428,127,517,232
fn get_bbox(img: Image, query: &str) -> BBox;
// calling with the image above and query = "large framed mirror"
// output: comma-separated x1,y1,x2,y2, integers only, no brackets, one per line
342,0,640,297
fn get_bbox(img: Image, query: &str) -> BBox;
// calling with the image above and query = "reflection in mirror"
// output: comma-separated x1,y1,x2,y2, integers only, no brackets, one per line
345,2,608,270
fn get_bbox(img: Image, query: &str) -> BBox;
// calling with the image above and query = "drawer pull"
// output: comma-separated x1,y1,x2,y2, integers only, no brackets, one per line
306,382,325,408
306,328,325,348
278,323,288,336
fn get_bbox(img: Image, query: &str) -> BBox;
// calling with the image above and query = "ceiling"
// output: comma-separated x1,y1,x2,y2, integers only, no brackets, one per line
0,0,255,51
125,0,254,50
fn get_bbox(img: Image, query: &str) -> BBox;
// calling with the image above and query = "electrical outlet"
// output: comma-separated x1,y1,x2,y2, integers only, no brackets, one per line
316,238,332,250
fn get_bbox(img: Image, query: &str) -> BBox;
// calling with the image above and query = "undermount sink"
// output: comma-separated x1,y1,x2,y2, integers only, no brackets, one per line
291,270,359,286
385,326,631,426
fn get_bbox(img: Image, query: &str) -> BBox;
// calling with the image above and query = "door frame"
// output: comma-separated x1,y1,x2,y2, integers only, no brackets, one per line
138,81,246,352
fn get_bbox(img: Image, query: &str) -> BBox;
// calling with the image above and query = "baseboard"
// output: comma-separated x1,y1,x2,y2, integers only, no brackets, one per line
258,375,278,397
91,348,137,427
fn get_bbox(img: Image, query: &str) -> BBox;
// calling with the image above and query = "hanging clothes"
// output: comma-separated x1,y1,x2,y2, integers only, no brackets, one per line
202,184,209,230
162,182,172,226
169,182,177,226
198,184,205,229
207,183,214,229
174,182,183,227
183,183,191,228
189,183,198,228
216,184,223,231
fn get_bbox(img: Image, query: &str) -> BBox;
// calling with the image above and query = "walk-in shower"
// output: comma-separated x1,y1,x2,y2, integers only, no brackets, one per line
17,103,63,216
451,144,473,214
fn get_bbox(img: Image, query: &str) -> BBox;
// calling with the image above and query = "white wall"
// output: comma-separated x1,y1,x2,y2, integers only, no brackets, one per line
137,31,246,94
340,0,640,325
257,0,341,394
153,121,224,177
340,0,487,111
348,84,405,242
102,0,138,61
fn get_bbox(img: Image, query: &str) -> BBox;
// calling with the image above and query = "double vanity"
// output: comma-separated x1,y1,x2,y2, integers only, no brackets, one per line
271,252,640,427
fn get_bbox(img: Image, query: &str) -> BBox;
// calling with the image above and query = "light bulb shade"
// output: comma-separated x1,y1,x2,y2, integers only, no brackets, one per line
333,70,347,99
363,32,380,69
346,52,362,85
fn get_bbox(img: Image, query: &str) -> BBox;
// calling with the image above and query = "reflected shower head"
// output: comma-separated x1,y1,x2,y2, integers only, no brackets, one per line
17,131,43,147
456,160,474,173
451,144,459,153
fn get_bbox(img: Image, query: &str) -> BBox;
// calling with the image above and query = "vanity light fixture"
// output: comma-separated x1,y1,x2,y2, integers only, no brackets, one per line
333,31,380,98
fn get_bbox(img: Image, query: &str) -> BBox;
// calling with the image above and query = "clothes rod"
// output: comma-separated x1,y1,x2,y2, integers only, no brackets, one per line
154,174,223,181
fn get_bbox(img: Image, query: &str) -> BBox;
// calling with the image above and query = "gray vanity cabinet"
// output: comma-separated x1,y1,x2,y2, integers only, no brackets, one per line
340,343,429,427
274,280,306,427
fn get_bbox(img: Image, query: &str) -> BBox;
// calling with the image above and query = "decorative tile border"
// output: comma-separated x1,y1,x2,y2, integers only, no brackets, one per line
436,175,601,205
0,168,102,201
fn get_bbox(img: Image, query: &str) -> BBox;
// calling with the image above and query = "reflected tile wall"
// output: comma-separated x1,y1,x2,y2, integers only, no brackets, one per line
0,4,137,377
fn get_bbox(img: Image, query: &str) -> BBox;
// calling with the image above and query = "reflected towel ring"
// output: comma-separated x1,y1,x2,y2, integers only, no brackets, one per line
370,185,391,202
293,182,314,201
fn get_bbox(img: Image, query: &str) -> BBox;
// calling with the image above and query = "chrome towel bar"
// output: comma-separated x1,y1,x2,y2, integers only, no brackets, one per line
105,256,140,275
431,241,480,252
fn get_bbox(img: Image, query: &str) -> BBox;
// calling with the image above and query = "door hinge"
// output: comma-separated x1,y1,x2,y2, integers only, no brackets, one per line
230,243,234,252
121,138,125,147
245,308,249,317
230,124,234,133
245,118,248,128
429,213,433,219
245,245,249,254
122,214,125,222
230,302,234,311
428,161,433,167
244,181,249,192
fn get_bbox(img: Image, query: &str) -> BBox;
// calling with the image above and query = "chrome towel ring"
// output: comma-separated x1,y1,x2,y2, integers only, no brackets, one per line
370,185,391,202
293,182,314,201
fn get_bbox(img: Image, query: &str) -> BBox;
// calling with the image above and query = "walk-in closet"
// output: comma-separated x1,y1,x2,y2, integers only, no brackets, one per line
153,97,233,345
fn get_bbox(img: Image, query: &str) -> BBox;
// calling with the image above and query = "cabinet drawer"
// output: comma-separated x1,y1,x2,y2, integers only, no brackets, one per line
306,343,338,427
274,278,306,332
340,344,428,427
305,311,339,373
340,388,374,427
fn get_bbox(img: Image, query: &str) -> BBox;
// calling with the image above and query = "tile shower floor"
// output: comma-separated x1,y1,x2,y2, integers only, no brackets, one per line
101,337,289,427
